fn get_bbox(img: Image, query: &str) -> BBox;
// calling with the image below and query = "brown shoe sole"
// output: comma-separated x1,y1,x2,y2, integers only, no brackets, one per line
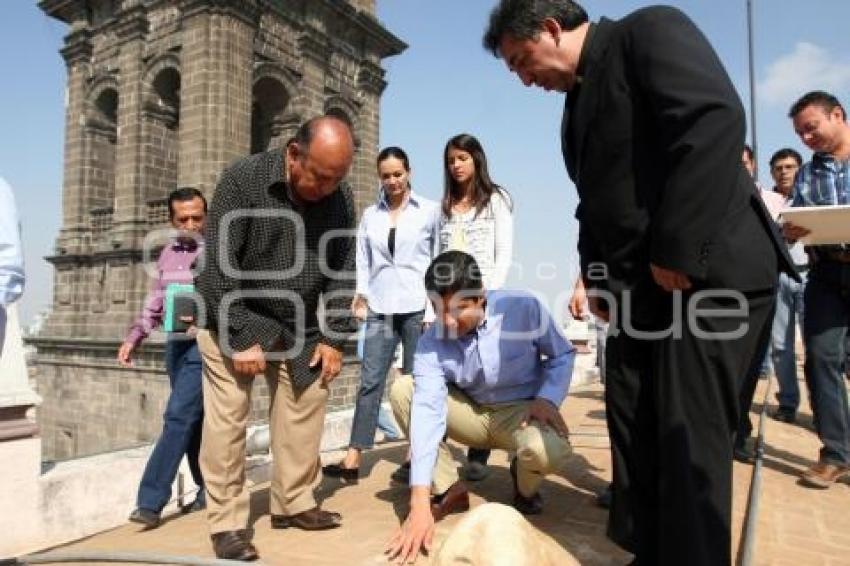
270,514,342,530
800,470,848,489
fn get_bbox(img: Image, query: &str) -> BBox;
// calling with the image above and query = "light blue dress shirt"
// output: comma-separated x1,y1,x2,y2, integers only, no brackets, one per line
356,191,439,315
409,290,576,487
0,177,24,307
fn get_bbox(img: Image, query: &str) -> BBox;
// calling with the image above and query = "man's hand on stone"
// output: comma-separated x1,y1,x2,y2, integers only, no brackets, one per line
233,344,265,376
312,343,343,385
523,398,570,438
385,486,435,564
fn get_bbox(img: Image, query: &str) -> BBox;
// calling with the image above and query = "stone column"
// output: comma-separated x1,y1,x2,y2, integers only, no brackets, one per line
178,0,258,196
111,4,150,251
354,60,387,213
55,23,92,256
297,25,332,121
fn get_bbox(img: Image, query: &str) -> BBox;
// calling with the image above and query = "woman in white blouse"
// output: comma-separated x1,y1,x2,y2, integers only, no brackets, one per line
440,133,514,479
323,146,439,482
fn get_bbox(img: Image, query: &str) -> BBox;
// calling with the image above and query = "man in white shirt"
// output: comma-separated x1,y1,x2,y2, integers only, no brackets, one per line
0,177,25,356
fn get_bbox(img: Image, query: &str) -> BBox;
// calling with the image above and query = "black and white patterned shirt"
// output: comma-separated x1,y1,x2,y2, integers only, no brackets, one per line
196,149,356,353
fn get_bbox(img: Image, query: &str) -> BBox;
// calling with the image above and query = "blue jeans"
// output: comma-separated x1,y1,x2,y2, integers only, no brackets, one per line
137,338,205,512
349,310,423,450
803,261,850,466
772,271,806,411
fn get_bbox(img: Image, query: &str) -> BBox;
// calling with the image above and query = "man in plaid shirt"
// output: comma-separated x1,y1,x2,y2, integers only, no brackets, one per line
783,91,850,489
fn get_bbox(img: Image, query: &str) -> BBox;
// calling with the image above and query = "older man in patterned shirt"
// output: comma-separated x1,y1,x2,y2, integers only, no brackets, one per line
196,115,357,561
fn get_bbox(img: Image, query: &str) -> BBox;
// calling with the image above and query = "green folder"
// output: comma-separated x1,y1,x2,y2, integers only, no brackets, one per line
163,283,195,332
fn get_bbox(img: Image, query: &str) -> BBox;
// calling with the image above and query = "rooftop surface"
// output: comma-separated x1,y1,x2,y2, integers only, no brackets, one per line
49,377,850,565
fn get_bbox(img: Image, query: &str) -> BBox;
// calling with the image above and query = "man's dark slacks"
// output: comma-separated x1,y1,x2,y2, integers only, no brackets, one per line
605,288,775,566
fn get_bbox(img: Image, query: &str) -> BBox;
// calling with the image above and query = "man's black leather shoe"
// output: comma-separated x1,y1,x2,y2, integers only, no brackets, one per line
128,508,160,529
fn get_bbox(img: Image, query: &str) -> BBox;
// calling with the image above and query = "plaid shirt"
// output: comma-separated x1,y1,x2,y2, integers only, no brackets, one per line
791,152,850,253
196,149,357,353
792,152,850,207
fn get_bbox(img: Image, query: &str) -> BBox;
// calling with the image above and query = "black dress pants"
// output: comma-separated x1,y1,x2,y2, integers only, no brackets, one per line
605,289,775,566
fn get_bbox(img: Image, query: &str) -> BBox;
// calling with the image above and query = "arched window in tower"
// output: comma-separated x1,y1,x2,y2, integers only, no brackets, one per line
251,77,290,154
85,86,118,225
143,65,181,220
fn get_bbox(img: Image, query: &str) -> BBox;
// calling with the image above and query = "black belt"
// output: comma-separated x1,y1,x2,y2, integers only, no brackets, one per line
794,264,809,273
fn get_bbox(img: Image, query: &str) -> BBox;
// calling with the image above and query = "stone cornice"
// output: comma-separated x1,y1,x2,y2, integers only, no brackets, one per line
28,336,165,351
38,0,84,25
354,11,406,59
180,0,262,28
28,335,359,360
60,29,93,66
112,4,149,44
357,60,386,96
46,248,144,267
298,26,332,65
0,407,39,442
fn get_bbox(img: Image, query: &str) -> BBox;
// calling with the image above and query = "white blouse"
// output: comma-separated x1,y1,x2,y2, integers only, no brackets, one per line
439,188,514,289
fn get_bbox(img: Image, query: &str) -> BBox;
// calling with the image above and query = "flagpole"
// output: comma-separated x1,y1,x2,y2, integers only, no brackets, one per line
747,0,759,181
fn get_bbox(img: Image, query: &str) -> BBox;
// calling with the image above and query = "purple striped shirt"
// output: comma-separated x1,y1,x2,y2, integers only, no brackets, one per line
125,239,203,346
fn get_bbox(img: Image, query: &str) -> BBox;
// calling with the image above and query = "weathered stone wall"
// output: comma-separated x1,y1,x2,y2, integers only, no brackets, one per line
35,335,364,462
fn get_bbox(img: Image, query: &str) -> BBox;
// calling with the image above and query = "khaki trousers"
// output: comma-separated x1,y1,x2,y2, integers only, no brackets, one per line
389,375,572,497
197,330,328,534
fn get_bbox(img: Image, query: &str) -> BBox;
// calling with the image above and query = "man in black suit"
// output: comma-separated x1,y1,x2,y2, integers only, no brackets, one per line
484,2,794,565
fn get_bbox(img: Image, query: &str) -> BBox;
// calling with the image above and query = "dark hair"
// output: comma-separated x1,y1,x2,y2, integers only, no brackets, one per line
483,0,589,56
442,133,509,218
167,187,207,219
377,146,412,194
377,146,410,171
769,147,803,168
291,114,353,157
789,90,846,121
424,251,484,297
742,144,754,161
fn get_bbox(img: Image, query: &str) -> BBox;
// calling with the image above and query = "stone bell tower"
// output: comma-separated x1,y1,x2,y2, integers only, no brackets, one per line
32,0,405,460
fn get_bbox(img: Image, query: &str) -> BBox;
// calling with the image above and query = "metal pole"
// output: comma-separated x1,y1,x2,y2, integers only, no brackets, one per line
747,0,759,181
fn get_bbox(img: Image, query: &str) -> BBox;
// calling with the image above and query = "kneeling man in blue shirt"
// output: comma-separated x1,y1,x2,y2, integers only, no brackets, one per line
386,251,576,562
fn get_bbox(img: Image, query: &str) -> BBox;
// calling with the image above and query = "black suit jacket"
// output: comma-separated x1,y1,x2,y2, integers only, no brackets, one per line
563,7,794,323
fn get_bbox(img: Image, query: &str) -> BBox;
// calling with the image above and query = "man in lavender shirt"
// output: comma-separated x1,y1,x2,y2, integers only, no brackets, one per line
0,177,25,357
117,187,207,528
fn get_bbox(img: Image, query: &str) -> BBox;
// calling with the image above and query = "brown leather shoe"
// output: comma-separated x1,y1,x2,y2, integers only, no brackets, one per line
430,481,470,521
210,530,259,561
271,507,342,530
800,461,849,489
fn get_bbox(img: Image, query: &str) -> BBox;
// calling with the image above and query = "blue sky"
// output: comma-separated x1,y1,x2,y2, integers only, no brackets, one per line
3,1,850,326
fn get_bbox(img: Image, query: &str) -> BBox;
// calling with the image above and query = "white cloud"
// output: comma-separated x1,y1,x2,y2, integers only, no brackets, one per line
758,42,850,108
